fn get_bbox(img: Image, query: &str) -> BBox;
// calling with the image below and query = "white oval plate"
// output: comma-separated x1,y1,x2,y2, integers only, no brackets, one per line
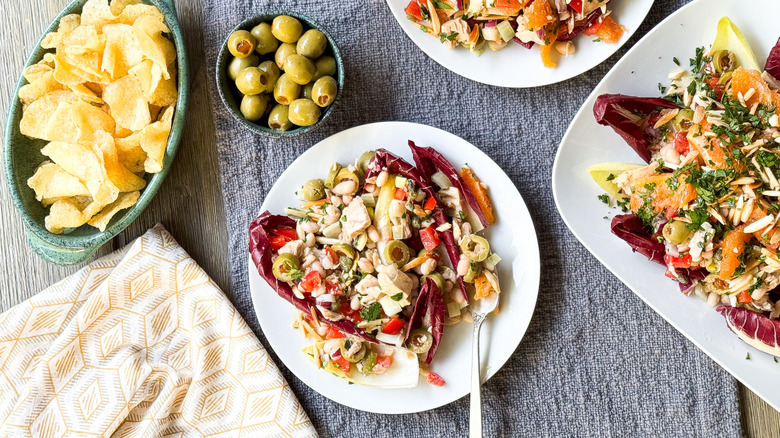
247,121,540,414
552,0,780,411
385,0,654,88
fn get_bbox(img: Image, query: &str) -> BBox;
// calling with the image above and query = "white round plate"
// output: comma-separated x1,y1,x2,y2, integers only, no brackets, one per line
247,121,540,414
385,0,654,87
552,0,780,412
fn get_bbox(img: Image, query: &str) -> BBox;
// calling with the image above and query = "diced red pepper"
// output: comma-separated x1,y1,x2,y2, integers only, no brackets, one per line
405,1,423,20
332,355,351,373
665,208,678,220
381,316,405,335
394,188,407,201
325,327,344,339
568,0,583,14
325,247,339,264
376,355,393,368
664,253,692,269
268,227,298,251
325,280,342,296
423,196,436,211
583,18,603,36
674,131,690,155
419,225,441,252
427,371,445,386
299,271,322,293
705,76,725,101
338,302,363,323
738,290,753,304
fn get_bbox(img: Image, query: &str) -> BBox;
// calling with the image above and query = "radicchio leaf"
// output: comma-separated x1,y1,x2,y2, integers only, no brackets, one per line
593,94,680,163
558,9,602,42
365,148,469,302
766,37,780,82
718,306,780,356
404,277,445,364
249,211,378,343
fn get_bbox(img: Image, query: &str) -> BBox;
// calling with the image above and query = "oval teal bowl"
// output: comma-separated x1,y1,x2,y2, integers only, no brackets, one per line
3,0,189,265
216,12,344,137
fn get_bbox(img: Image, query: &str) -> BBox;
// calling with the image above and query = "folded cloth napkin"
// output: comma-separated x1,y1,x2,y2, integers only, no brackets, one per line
0,225,316,438
202,0,745,436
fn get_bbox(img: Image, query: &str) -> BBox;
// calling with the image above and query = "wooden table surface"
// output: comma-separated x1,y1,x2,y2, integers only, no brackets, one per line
0,1,778,436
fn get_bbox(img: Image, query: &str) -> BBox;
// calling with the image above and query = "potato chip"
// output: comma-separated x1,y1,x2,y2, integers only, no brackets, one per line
60,25,103,55
80,0,118,31
68,83,104,104
20,90,78,139
87,190,139,231
118,4,164,25
110,0,140,16
92,130,146,192
128,59,177,106
53,50,109,86
27,161,90,202
44,100,115,142
115,134,147,172
101,23,143,79
18,71,66,105
41,14,81,49
137,105,173,173
23,60,54,83
133,15,173,79
45,198,89,233
41,140,118,205
102,75,150,130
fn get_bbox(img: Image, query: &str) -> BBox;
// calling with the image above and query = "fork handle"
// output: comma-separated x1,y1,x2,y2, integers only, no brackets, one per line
469,314,486,438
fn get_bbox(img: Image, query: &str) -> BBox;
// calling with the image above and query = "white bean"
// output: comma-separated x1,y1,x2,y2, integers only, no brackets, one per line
342,195,353,205
351,296,361,311
332,180,357,196
316,326,329,337
301,220,320,234
358,258,374,274
457,255,470,277
461,221,472,236
376,170,389,188
420,259,437,276
707,292,720,307
303,233,316,247
367,226,380,243
330,196,343,207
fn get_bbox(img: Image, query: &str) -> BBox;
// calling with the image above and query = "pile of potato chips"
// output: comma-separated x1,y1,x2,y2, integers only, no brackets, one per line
19,0,177,234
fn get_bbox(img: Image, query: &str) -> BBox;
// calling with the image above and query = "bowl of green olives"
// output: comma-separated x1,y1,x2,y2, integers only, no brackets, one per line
216,12,344,137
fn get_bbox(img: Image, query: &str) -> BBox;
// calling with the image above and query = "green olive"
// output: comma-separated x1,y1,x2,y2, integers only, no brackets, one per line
406,328,433,355
272,253,301,282
359,350,378,376
663,220,692,245
257,60,281,93
719,71,733,85
459,235,490,262
423,272,445,291
273,74,301,105
672,109,694,132
274,43,297,69
288,98,321,126
357,151,376,174
711,50,736,74
335,168,359,187
313,56,337,81
301,83,314,99
300,179,326,202
271,15,303,43
324,162,342,189
240,94,267,121
250,22,279,55
227,30,256,58
311,76,337,108
283,54,316,85
296,29,327,59
235,66,269,96
384,240,411,267
463,261,482,283
339,340,366,363
268,104,293,131
228,54,259,80
331,243,356,260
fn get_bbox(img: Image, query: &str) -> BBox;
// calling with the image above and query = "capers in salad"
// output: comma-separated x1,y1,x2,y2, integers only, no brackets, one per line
272,253,301,282
300,179,326,202
460,235,490,262
339,340,366,363
406,328,433,355
384,240,411,267
663,220,692,245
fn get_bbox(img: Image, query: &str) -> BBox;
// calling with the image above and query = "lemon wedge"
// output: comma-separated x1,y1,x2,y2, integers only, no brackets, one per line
711,17,760,71
586,162,643,198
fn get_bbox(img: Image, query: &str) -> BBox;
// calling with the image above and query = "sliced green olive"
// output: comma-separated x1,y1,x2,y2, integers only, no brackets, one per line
268,104,293,131
672,109,694,132
228,54,259,80
406,328,433,354
663,220,692,245
384,240,411,267
257,60,281,93
463,261,482,283
357,151,376,174
711,50,736,74
324,162,342,189
250,22,279,55
272,253,301,282
331,243,356,260
459,235,490,262
718,71,733,85
227,30,256,58
300,178,325,202
339,340,366,363
423,272,445,291
359,350,378,376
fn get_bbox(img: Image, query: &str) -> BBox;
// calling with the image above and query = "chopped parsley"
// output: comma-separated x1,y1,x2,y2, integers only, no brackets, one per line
360,302,382,321
391,292,404,301
598,194,610,205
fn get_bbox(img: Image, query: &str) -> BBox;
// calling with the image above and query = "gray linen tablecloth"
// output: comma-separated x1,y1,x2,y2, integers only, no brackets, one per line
201,0,744,436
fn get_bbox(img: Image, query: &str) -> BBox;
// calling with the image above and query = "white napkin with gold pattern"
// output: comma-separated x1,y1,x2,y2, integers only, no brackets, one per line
0,225,317,438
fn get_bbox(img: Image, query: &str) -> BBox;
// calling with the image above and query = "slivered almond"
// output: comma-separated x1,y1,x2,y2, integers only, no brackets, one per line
654,108,679,129
708,207,725,224
733,195,745,226
310,307,321,328
767,168,780,190
738,91,746,106
763,190,780,197
745,215,774,233
743,87,756,102
681,150,700,166
732,177,755,185
693,105,706,124
772,230,780,245
741,198,755,223
750,102,759,115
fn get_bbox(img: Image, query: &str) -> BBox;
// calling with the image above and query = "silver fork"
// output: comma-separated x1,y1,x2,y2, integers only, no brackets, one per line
469,292,499,438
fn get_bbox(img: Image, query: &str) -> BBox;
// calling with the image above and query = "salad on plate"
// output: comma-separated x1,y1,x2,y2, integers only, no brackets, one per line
589,17,780,356
249,141,502,387
402,0,624,67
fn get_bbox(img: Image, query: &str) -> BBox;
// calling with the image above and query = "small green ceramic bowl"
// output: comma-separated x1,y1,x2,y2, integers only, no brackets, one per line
216,12,344,137
3,0,189,265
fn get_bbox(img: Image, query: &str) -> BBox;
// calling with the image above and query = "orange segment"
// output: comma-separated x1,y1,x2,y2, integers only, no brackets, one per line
729,67,780,114
474,273,491,300
460,165,495,225
687,121,729,169
748,207,780,249
524,0,553,31
595,16,624,44
720,225,749,280
628,175,698,215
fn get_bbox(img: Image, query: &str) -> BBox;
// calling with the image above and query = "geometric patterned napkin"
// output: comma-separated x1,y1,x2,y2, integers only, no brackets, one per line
0,225,317,438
